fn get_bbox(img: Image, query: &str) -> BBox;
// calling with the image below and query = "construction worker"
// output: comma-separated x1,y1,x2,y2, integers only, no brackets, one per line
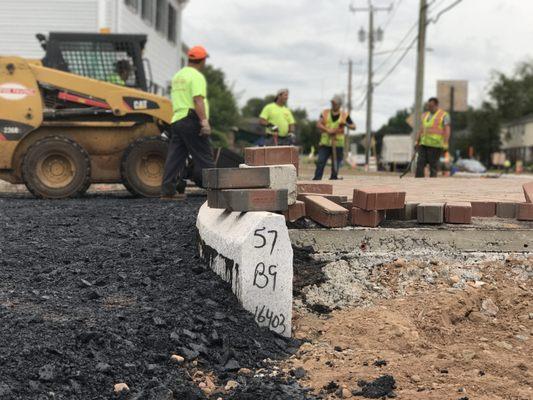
107,60,131,86
415,97,451,178
259,89,296,146
161,45,214,200
313,95,356,180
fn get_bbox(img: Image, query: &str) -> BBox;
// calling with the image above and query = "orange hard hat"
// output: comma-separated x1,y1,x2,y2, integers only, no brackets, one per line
188,46,209,60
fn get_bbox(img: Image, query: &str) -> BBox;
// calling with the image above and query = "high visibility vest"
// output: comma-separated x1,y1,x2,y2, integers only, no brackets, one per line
420,109,448,148
319,109,347,147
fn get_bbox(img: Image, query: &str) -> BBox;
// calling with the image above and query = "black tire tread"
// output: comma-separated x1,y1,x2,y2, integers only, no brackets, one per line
22,136,91,199
120,136,167,198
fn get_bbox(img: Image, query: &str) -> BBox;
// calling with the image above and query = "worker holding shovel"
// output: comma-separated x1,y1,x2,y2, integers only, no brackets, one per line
313,95,356,180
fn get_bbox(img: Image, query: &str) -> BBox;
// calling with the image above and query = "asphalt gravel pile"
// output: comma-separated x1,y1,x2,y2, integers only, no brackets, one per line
0,195,316,399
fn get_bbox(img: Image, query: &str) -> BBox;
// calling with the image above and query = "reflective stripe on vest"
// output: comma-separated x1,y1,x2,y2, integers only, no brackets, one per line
420,109,447,148
320,109,347,147
422,109,446,135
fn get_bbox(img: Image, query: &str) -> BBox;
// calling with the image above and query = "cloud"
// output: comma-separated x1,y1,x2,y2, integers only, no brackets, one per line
183,0,533,129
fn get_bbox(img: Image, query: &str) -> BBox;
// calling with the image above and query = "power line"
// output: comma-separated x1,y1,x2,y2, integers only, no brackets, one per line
373,0,456,84
428,0,463,24
375,34,417,86
382,0,403,30
374,22,416,73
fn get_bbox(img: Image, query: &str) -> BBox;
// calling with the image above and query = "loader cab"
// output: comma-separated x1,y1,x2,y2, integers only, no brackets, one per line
38,32,150,92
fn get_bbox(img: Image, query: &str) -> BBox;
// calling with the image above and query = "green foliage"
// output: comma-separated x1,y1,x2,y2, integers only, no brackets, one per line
463,60,533,163
488,61,533,120
298,119,320,154
376,109,412,136
241,96,275,117
203,65,240,141
467,103,501,165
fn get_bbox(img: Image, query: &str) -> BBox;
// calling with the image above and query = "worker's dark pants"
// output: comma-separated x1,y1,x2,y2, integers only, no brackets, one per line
313,146,344,180
415,145,441,178
161,113,215,195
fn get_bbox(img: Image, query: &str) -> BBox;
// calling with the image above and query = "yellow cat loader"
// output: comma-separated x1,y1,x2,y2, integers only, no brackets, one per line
0,32,173,198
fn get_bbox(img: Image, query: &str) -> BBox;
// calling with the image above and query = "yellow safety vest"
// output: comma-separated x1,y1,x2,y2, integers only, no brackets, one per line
319,109,347,147
420,109,448,148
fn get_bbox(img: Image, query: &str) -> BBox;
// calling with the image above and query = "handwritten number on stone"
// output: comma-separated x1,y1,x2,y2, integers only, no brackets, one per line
268,265,277,291
278,314,286,334
267,230,278,254
254,227,278,254
253,262,268,289
254,228,266,248
254,305,286,334
253,263,277,291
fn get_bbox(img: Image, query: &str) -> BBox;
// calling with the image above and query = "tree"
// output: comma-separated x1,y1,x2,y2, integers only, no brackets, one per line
241,96,275,118
488,61,533,120
467,103,501,165
203,65,240,148
377,109,412,136
463,60,533,163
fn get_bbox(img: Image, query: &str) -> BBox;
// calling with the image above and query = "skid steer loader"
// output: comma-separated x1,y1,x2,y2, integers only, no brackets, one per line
0,32,182,198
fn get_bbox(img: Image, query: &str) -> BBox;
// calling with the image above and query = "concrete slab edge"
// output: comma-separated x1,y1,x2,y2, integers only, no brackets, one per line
289,227,533,253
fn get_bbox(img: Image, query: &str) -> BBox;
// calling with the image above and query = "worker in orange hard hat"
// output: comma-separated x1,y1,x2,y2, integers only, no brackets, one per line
161,45,214,200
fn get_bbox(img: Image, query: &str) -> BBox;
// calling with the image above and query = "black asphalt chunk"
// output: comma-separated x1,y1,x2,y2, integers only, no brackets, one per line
0,195,317,399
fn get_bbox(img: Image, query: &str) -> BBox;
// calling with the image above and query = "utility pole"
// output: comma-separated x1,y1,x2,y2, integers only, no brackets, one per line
346,59,353,157
351,1,391,168
365,9,374,167
347,59,353,114
412,0,428,148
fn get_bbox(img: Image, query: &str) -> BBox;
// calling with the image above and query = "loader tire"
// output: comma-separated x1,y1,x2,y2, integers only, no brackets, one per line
121,137,168,198
22,136,91,199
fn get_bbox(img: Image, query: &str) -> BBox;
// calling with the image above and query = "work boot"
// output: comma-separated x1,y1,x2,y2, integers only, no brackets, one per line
160,193,187,201
176,179,187,194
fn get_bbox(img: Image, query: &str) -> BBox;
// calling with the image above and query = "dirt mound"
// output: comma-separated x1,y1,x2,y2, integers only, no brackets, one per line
286,257,533,399
0,196,315,399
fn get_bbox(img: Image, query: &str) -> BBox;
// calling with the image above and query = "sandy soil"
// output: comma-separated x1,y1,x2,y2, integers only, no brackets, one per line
286,257,533,400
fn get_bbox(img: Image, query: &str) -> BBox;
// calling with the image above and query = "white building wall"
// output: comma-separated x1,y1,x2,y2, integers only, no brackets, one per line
0,0,186,94
0,0,99,59
117,0,184,94
501,121,533,149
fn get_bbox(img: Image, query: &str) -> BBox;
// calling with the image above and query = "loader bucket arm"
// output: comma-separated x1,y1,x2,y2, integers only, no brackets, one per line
30,64,173,124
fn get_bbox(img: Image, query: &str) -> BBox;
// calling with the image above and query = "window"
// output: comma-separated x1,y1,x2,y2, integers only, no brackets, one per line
155,0,167,34
141,0,154,24
124,0,139,13
167,4,176,43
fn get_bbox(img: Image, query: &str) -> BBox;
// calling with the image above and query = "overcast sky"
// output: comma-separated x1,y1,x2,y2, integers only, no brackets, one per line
183,0,532,130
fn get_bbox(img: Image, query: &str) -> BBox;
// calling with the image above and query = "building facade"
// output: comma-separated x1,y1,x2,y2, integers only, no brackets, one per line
500,115,533,164
0,0,188,95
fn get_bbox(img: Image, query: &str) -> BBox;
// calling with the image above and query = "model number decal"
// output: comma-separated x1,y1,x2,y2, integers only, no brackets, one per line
3,126,20,134
133,100,148,110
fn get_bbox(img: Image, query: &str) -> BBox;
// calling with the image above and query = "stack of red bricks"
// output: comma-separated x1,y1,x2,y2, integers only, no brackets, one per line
285,180,533,228
285,184,407,228
203,146,299,213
